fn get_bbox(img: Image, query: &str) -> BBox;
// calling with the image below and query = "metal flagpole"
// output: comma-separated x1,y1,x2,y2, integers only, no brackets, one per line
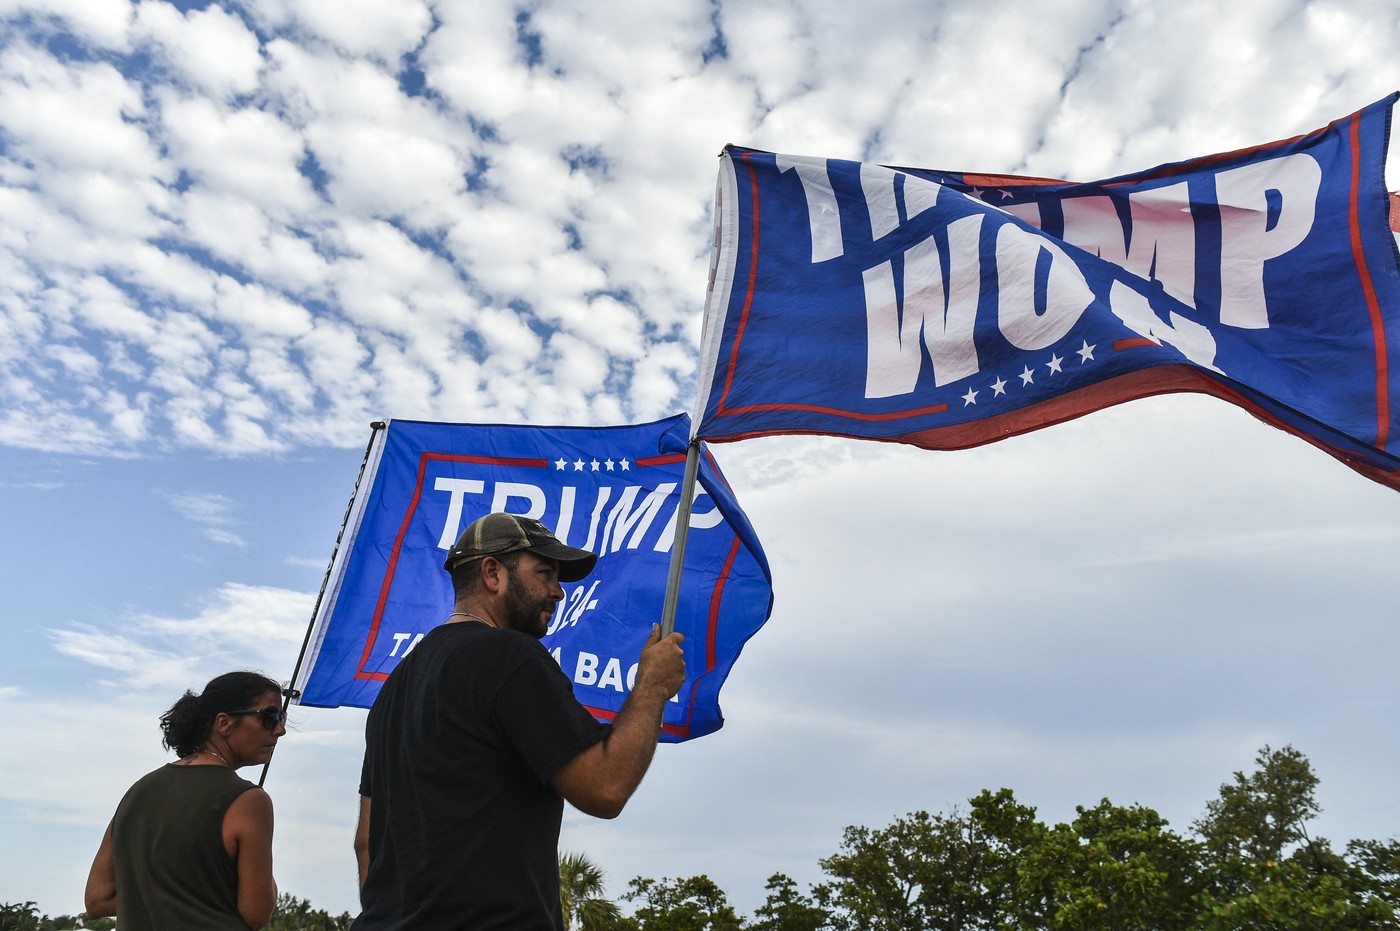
259,420,387,787
659,439,702,637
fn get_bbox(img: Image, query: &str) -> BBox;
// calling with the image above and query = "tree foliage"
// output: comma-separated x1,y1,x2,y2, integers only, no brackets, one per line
0,903,40,931
561,850,625,931
814,807,1005,930
749,873,829,931
1187,745,1396,930
1017,799,1200,930
9,746,1397,930
0,903,113,931
807,744,1398,931
621,874,745,931
620,745,1398,930
265,892,353,930
1194,744,1320,865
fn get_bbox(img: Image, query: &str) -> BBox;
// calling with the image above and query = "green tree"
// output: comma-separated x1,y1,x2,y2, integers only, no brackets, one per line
807,748,1400,930
815,807,1006,930
812,792,1199,931
748,873,829,931
0,902,40,931
1194,745,1320,866
1016,799,1200,930
40,916,112,931
966,787,1051,926
0,903,112,931
1349,837,1400,907
1193,857,1392,930
266,892,353,930
1190,745,1398,930
560,851,624,931
622,874,744,931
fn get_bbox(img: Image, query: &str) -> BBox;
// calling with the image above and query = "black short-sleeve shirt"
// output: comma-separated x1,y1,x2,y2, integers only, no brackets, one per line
354,622,609,930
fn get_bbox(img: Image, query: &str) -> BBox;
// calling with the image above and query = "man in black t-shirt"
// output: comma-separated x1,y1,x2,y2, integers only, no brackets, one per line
352,512,687,930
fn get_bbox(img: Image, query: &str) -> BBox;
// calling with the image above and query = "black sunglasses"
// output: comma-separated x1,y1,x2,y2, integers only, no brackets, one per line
229,707,288,730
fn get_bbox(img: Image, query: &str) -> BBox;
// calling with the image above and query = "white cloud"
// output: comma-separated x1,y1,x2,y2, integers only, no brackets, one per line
416,0,535,119
51,582,312,687
133,1,264,99
4,0,1400,456
165,489,250,546
309,119,468,222
0,44,158,177
158,91,318,213
1,0,753,452
254,0,434,60
0,0,133,51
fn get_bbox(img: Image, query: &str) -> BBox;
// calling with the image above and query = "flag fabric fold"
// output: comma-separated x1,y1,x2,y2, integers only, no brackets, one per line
694,95,1400,491
294,415,773,743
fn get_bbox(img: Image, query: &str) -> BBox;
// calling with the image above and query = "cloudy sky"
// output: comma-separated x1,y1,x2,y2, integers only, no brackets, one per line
4,0,1400,919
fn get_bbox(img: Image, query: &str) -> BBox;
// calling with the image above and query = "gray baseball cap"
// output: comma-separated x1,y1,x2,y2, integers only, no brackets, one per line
443,512,598,582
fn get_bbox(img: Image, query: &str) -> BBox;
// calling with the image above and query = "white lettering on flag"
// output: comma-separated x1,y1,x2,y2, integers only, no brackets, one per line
556,485,577,544
864,214,984,397
433,477,485,549
995,222,1094,350
1060,182,1198,309
574,651,598,684
654,490,724,553
490,481,546,520
1215,153,1321,329
546,579,602,635
593,484,676,554
567,650,678,701
1108,281,1220,370
777,154,844,262
903,174,943,220
861,164,902,241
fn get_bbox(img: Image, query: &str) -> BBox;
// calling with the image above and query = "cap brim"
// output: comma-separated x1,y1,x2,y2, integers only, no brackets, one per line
528,542,598,583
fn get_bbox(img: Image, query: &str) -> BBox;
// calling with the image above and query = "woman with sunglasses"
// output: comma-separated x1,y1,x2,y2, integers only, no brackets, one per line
84,671,289,930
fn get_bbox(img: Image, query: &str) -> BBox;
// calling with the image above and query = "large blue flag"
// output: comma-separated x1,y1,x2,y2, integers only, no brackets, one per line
293,415,772,742
695,96,1400,490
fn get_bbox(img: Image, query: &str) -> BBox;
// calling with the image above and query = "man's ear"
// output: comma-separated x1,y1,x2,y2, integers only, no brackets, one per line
480,555,508,594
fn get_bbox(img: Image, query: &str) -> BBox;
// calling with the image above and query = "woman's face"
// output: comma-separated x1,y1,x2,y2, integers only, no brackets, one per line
224,689,287,768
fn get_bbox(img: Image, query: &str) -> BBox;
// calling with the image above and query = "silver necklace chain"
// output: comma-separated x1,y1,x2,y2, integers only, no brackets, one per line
196,746,232,768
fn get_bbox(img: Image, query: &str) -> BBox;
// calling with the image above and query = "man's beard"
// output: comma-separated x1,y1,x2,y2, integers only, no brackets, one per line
502,575,553,638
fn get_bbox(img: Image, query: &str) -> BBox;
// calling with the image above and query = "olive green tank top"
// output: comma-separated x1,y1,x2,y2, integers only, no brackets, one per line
111,763,256,930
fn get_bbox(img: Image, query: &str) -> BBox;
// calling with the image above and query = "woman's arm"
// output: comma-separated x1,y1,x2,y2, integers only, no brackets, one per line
83,823,119,918
224,787,278,930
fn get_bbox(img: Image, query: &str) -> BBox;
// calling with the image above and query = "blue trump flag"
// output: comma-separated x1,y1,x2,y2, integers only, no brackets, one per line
695,96,1400,490
293,415,772,742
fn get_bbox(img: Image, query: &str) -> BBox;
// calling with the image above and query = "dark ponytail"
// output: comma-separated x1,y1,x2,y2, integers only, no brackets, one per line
160,671,282,758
